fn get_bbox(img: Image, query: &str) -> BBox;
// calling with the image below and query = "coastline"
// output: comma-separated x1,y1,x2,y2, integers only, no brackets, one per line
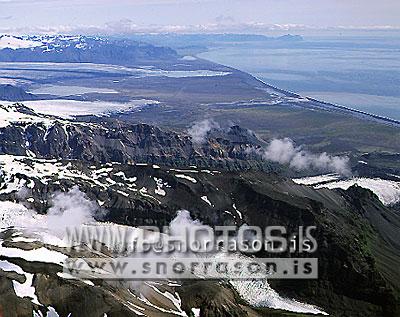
255,77,400,127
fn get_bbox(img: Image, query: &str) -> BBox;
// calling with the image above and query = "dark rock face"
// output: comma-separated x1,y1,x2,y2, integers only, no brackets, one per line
0,85,37,102
0,273,33,317
0,104,272,171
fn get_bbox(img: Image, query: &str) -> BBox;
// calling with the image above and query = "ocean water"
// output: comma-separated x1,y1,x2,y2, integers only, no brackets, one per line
198,35,400,120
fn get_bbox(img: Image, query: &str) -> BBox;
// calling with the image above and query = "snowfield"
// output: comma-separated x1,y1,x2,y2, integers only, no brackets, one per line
0,35,98,51
230,277,328,315
315,178,400,206
293,175,400,206
21,99,159,119
292,174,341,186
0,103,56,128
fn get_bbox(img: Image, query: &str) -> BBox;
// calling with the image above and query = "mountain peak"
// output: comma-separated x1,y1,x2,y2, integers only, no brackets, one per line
0,84,37,102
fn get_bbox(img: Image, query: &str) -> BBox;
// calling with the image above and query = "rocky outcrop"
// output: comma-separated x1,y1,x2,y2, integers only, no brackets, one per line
0,104,273,171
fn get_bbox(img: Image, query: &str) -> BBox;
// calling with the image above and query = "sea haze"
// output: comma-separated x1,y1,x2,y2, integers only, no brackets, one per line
198,34,400,120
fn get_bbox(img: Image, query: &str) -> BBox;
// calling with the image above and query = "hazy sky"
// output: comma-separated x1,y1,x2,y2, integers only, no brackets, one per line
0,0,399,34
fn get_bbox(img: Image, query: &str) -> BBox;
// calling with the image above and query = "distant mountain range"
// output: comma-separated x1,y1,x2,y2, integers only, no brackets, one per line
126,33,303,51
128,33,303,43
0,34,302,65
0,35,179,65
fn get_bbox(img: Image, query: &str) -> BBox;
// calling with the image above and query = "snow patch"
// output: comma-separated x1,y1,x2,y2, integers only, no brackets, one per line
201,196,212,206
316,178,400,206
232,203,243,219
154,177,170,197
292,174,341,186
181,56,197,61
175,174,197,183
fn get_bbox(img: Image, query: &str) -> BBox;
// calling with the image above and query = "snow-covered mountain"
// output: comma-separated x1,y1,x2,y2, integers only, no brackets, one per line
0,35,106,51
0,35,43,50
0,35,179,65
0,35,120,51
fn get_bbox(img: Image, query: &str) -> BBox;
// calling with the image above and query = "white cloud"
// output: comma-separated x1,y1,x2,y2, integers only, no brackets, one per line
187,119,219,144
2,18,400,36
46,186,98,236
0,186,98,239
263,138,351,176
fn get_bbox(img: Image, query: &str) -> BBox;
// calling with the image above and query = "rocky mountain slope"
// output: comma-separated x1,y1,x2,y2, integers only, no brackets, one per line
0,106,399,315
0,103,273,171
0,155,399,316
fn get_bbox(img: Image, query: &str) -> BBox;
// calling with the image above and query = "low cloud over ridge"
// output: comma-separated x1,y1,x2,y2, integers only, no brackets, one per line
187,119,220,144
263,138,351,176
